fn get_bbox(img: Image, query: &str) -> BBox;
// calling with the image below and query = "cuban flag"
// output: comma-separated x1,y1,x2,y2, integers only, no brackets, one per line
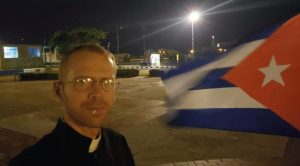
162,14,300,137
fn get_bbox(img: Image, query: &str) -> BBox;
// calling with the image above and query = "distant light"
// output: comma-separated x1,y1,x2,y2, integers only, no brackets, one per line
217,43,220,47
212,35,215,39
190,49,194,54
189,11,201,22
224,49,227,52
218,48,223,52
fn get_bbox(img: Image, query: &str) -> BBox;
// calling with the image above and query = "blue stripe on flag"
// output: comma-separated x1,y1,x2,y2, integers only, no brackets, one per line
162,55,223,80
169,108,300,137
191,67,235,90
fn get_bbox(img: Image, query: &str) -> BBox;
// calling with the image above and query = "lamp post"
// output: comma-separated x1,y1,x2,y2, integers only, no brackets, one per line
116,26,123,54
142,26,146,56
211,35,216,47
188,11,201,59
107,42,110,52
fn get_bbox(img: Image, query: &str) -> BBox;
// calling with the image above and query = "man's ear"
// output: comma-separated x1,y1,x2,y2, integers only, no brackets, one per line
53,81,63,100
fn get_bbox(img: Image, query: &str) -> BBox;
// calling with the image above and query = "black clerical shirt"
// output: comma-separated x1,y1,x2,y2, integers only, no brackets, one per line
9,119,135,166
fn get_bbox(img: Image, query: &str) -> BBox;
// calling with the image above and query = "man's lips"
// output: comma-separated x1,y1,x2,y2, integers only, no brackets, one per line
87,106,105,110
86,106,106,115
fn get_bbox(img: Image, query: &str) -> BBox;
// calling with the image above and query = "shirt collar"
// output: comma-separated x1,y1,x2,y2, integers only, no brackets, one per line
54,118,102,153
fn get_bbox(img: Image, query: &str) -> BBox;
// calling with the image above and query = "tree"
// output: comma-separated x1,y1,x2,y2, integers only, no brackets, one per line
49,27,107,55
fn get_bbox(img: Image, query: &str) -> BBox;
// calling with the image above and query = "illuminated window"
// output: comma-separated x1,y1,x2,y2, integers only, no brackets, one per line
3,47,18,58
28,47,41,57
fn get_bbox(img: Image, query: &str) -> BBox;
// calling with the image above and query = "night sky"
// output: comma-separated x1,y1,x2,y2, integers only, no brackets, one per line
0,0,299,55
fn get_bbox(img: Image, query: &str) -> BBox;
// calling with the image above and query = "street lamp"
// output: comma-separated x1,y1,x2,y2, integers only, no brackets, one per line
211,35,216,47
116,26,123,54
107,42,110,52
188,11,201,58
142,26,146,55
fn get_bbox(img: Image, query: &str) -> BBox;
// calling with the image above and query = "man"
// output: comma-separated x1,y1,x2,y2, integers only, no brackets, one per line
9,43,135,166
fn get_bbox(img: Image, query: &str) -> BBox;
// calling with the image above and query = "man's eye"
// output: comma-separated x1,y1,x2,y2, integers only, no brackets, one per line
76,78,89,84
103,79,114,86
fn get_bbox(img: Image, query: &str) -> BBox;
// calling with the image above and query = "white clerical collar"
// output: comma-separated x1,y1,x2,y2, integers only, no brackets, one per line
88,134,101,153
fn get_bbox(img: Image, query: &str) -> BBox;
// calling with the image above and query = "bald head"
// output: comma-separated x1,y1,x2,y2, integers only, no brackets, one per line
59,43,116,81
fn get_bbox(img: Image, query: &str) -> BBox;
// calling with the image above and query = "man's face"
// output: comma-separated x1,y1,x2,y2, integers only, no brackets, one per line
60,50,116,129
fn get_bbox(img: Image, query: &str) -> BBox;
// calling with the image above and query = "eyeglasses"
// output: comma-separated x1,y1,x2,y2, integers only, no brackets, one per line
62,76,118,91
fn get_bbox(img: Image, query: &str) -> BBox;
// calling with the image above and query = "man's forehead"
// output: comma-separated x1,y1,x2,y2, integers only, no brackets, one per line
67,68,115,77
66,51,113,66
63,64,115,80
68,50,108,60
64,51,114,74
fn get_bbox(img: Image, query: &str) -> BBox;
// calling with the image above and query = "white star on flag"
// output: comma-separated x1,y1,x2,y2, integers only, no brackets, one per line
259,55,291,87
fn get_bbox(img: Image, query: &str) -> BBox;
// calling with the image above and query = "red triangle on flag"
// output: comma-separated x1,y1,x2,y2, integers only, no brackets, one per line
223,14,300,132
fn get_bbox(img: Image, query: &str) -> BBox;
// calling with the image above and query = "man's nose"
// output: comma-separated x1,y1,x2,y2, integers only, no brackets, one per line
87,82,105,101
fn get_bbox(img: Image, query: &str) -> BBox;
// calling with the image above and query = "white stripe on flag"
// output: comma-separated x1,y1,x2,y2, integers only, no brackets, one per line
172,87,267,109
164,39,266,101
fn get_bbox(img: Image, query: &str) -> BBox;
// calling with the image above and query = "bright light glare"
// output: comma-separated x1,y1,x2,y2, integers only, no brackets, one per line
189,11,201,22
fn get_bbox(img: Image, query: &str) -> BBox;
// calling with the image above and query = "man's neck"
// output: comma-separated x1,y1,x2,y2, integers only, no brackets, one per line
62,117,101,139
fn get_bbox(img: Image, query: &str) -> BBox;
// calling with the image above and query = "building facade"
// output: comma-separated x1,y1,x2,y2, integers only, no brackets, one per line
0,44,44,69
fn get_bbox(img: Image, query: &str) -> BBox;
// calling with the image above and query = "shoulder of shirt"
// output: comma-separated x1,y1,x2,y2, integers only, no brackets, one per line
101,127,135,165
102,127,127,142
102,127,123,136
8,131,63,166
